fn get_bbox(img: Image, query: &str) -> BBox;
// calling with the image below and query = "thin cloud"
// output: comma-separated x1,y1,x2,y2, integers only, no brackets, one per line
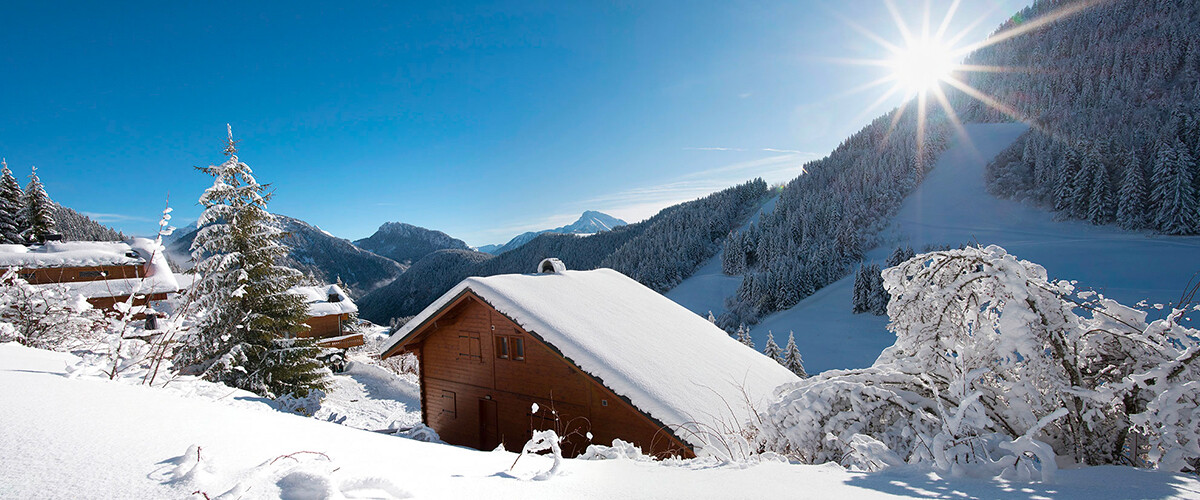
684,147,746,151
81,212,152,223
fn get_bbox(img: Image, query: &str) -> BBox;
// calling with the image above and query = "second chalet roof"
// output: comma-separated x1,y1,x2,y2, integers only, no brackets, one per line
383,267,799,449
290,284,358,317
0,241,147,268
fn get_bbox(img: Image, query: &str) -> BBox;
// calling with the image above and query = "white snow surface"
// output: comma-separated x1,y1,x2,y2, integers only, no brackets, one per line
290,284,358,317
384,268,800,450
4,342,1200,499
0,240,146,268
313,358,421,431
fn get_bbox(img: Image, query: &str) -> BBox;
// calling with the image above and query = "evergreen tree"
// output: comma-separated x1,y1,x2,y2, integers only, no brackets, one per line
735,323,755,349
783,331,807,378
886,245,915,268
866,264,888,316
1085,154,1114,225
177,125,328,399
852,264,870,313
762,330,783,363
706,310,716,324
21,166,56,243
0,160,23,243
1116,149,1148,230
1151,139,1199,235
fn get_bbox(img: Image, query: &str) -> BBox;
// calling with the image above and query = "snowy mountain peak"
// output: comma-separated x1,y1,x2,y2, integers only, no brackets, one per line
484,210,628,255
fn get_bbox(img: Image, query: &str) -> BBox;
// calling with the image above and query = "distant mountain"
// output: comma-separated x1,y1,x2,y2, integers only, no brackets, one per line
168,214,405,297
357,181,767,325
356,248,495,324
353,222,470,265
52,204,125,242
486,210,628,255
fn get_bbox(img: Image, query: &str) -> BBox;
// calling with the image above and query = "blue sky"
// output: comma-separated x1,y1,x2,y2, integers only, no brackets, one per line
0,1,1028,246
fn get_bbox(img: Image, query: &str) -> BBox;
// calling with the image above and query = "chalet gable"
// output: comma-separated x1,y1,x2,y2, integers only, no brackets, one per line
382,264,799,454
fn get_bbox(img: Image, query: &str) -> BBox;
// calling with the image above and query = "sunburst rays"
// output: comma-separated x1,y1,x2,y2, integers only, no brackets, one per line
830,0,1099,165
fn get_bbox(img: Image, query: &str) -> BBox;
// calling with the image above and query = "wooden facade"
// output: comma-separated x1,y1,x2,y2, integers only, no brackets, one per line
384,291,693,458
10,263,164,315
298,312,364,349
14,263,144,285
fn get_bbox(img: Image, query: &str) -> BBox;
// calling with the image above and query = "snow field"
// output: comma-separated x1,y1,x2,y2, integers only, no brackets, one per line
4,343,1200,499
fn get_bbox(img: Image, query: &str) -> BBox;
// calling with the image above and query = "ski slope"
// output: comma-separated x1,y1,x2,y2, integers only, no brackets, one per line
671,123,1200,374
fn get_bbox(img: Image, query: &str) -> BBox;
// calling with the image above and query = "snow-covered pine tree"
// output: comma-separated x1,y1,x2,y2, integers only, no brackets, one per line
1116,149,1148,230
851,264,870,313
735,323,755,349
178,125,328,399
21,166,56,243
707,310,716,324
886,245,915,268
1085,146,1114,225
866,263,888,316
782,331,806,378
762,330,783,364
1151,139,1199,235
1053,143,1082,215
0,160,23,243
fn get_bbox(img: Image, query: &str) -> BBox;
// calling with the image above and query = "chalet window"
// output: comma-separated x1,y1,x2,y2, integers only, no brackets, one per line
79,270,105,278
512,337,525,361
441,390,457,418
496,336,509,359
458,333,482,362
495,336,525,362
19,272,35,282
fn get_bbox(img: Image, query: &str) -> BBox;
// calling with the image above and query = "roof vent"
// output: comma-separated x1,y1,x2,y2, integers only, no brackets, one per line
538,258,566,274
328,292,342,302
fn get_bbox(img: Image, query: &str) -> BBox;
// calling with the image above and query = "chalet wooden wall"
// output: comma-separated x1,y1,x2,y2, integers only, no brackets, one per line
14,264,143,285
299,314,348,339
414,295,690,458
86,292,169,317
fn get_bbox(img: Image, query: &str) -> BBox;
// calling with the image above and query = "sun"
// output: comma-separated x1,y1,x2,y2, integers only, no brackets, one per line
891,38,956,95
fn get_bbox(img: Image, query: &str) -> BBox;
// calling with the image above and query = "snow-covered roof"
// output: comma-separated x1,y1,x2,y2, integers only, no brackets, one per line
0,241,146,268
383,267,799,451
25,238,179,300
290,284,358,317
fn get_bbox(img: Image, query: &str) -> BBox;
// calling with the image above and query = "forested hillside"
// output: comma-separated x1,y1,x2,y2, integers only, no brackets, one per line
357,179,769,323
963,0,1200,234
716,106,950,330
52,204,125,241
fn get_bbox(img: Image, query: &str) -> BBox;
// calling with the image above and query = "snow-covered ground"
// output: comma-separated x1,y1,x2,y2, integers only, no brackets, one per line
314,358,421,432
669,123,1200,374
4,342,1199,499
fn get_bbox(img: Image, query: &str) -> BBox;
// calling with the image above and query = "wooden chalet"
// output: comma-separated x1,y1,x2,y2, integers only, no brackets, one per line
0,239,179,315
381,258,798,458
291,284,363,349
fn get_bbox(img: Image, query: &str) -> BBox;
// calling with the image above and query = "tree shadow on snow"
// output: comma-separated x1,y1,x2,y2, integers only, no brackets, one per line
843,465,1200,500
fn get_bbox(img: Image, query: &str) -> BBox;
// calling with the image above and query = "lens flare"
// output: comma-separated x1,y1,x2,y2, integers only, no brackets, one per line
891,38,955,95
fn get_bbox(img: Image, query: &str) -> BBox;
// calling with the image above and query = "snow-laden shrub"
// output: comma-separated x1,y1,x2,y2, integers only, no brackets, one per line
0,269,105,350
758,244,1200,475
577,439,654,461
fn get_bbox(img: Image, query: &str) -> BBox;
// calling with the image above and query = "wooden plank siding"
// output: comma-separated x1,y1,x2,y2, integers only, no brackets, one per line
11,264,144,285
298,313,351,339
389,292,693,458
